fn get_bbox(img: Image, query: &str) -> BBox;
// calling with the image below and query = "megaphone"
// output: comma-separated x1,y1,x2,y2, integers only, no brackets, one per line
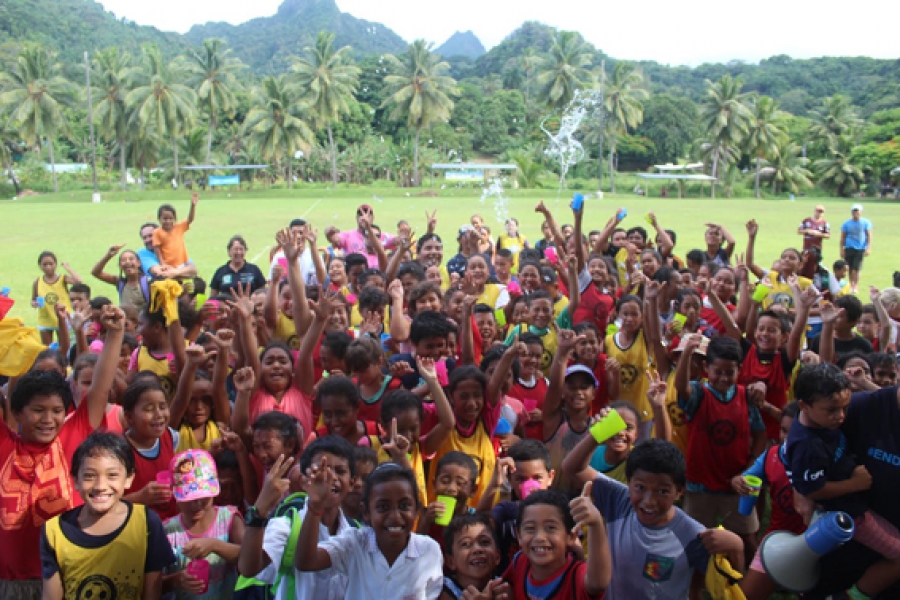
760,511,855,592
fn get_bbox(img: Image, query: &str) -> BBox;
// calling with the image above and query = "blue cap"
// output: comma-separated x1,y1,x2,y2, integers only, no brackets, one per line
565,364,599,387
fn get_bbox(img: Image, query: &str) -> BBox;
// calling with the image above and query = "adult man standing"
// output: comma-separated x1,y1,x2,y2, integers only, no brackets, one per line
798,204,831,251
336,204,396,268
268,218,322,285
839,204,872,294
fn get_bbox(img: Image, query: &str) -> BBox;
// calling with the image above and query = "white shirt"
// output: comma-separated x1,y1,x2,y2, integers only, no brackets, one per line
269,247,318,285
319,527,443,600
258,506,351,600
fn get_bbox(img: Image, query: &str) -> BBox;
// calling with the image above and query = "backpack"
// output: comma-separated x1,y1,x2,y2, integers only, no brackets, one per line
233,493,360,600
117,275,151,304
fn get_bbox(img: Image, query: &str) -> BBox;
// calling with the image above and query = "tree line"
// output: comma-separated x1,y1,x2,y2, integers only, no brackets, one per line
0,31,898,197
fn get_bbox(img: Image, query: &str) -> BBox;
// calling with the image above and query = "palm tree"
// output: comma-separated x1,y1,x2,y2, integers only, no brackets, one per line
92,47,132,190
382,40,458,187
242,75,314,188
700,75,754,197
508,147,545,188
0,123,22,194
808,95,863,150
768,140,813,194
184,38,244,165
290,31,360,187
602,62,647,193
127,45,196,182
745,95,787,198
534,31,593,111
814,136,864,197
0,44,76,193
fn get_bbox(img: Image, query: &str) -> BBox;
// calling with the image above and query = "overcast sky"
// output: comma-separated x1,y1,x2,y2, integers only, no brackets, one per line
97,0,900,66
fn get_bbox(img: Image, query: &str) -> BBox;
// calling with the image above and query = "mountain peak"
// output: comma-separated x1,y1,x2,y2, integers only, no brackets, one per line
436,30,486,59
277,0,337,17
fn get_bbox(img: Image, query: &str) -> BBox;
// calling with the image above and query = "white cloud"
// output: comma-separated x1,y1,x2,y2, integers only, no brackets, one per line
97,0,900,67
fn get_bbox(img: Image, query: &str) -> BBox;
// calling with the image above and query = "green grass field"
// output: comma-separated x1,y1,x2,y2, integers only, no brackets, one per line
2,184,896,326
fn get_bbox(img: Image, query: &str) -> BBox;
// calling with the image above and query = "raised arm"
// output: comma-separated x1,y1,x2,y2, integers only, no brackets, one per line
295,290,329,397
237,452,292,578
744,220,764,279
277,227,312,332
869,287,893,351
169,345,208,428
387,280,410,343
647,370,672,441
487,339,523,408
458,294,476,367
305,227,327,286
594,211,624,255
227,284,260,392
420,356,457,456
572,198,586,272
187,192,198,225
565,254,581,319
542,328,579,438
384,239,412,286
570,482,612,595
787,283,817,364
60,261,82,285
644,281,670,375
535,201,566,250
708,286,742,341
674,334,701,400
87,306,126,428
819,302,839,365
295,456,338,572
209,329,235,425
91,244,126,286
648,213,674,258
230,367,256,446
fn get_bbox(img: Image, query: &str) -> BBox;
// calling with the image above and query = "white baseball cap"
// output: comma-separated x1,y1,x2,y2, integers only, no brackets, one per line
851,204,863,212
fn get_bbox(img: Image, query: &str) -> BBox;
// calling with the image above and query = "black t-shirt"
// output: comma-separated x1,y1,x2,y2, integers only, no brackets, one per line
492,500,520,574
210,262,267,296
785,418,868,516
808,334,873,360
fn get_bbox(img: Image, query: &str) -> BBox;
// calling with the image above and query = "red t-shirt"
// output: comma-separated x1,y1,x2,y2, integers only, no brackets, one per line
700,297,735,337
509,377,550,440
502,552,601,600
0,400,94,580
686,385,751,492
574,284,615,333
355,376,404,424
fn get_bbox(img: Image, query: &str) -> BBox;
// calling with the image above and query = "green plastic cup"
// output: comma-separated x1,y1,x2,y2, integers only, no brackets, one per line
590,409,628,444
744,475,762,497
435,495,457,526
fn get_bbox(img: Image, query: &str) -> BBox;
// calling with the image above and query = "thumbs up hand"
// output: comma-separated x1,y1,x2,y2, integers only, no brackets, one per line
568,480,603,532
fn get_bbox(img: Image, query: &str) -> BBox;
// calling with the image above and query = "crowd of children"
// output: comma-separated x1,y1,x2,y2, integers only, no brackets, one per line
2,194,900,600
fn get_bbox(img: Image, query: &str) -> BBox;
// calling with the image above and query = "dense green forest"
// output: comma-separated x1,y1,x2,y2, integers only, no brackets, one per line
0,0,898,198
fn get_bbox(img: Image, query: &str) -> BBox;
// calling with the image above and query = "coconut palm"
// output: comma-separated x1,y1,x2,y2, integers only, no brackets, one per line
290,31,360,187
814,136,864,197
700,75,754,197
534,31,593,111
0,123,22,194
767,140,813,194
808,95,863,150
745,95,788,198
0,44,77,193
127,45,196,182
382,39,458,186
601,62,647,193
242,75,315,188
92,47,133,190
184,38,244,165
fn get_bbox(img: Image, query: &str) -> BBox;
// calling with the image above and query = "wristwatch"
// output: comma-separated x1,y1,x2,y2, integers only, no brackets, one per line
244,505,269,528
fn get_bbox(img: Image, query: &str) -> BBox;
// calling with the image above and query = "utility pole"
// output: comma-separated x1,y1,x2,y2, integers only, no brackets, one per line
84,51,100,203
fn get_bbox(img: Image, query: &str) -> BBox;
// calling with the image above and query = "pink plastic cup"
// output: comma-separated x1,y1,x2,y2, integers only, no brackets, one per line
435,359,450,387
523,398,538,412
186,558,210,594
156,471,172,486
520,479,541,499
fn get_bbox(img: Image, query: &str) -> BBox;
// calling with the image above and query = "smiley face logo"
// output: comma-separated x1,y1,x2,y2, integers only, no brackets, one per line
620,364,639,389
76,574,116,600
45,291,60,306
667,401,685,428
541,349,553,372
708,420,736,446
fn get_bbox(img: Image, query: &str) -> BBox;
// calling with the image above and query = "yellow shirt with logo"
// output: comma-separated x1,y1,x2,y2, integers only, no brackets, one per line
43,503,149,600
427,422,496,509
36,276,71,329
760,275,812,310
605,331,654,422
136,346,177,401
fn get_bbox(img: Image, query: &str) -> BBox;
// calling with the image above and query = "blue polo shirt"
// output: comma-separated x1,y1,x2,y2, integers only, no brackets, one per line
840,218,872,250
